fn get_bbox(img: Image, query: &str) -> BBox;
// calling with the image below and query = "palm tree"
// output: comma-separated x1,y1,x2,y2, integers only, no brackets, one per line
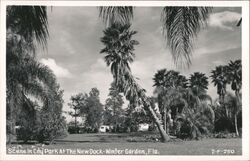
6,6,50,143
188,72,213,114
100,23,170,142
189,72,209,94
153,69,188,132
6,50,56,143
227,60,242,136
99,7,212,66
227,60,242,102
211,65,229,117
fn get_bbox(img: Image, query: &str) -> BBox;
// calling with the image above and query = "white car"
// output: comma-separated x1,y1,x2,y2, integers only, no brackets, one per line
138,123,149,132
99,125,110,133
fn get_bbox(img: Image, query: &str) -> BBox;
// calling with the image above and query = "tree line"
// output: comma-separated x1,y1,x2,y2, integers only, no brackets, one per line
68,58,242,140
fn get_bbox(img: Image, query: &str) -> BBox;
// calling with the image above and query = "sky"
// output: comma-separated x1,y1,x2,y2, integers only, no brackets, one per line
37,7,242,122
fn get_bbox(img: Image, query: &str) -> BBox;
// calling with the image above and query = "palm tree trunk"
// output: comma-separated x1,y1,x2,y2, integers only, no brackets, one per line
235,90,241,136
164,107,167,131
141,93,170,142
7,96,16,144
234,114,239,136
74,109,77,134
221,94,228,118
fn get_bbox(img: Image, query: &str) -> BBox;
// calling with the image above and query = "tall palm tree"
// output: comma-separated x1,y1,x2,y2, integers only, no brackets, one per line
211,65,229,117
6,6,50,143
188,72,213,113
100,23,170,142
99,6,212,66
227,60,242,103
227,60,242,136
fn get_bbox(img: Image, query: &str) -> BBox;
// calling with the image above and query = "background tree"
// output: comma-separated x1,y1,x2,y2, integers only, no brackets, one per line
227,60,242,136
211,65,229,117
80,88,104,132
103,82,125,132
68,93,87,133
34,84,68,143
153,69,188,133
213,93,242,135
188,72,212,113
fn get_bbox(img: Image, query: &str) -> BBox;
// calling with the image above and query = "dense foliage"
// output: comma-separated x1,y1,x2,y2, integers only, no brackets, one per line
7,6,67,144
68,88,104,133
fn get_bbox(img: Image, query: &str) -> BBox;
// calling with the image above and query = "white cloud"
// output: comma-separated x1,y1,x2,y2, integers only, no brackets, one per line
212,60,224,65
208,11,241,30
79,58,113,103
40,58,72,78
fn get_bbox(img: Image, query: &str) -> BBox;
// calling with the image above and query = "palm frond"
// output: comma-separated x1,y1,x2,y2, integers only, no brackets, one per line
161,7,212,67
7,6,49,48
99,6,134,27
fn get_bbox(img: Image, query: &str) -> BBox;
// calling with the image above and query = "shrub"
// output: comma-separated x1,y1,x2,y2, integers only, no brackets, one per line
34,111,68,143
16,109,68,143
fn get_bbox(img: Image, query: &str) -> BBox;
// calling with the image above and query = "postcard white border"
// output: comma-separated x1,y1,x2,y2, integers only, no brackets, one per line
0,1,249,161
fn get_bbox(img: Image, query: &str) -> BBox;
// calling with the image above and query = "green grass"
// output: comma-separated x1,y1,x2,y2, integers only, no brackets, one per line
7,133,242,155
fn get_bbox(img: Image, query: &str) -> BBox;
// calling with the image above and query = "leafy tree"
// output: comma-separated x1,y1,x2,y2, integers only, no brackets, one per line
124,98,156,133
103,82,124,132
15,84,68,144
100,23,170,142
99,7,212,66
35,85,68,143
80,88,104,132
68,93,87,133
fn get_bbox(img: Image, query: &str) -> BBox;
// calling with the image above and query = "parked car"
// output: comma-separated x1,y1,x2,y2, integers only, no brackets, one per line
138,123,149,132
99,125,110,133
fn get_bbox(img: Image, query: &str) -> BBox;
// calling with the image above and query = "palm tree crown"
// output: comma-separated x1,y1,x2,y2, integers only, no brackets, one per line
210,65,228,98
7,6,49,48
227,60,242,92
99,6,212,67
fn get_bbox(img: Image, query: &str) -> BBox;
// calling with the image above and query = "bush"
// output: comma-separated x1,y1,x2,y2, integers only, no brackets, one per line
175,112,214,140
34,111,68,143
16,109,68,143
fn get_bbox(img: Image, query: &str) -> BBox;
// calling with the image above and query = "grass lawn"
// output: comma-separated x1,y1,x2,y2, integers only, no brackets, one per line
7,133,242,155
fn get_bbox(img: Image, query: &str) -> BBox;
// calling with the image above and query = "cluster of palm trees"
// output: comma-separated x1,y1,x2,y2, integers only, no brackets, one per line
211,60,242,136
99,7,242,141
153,70,214,139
